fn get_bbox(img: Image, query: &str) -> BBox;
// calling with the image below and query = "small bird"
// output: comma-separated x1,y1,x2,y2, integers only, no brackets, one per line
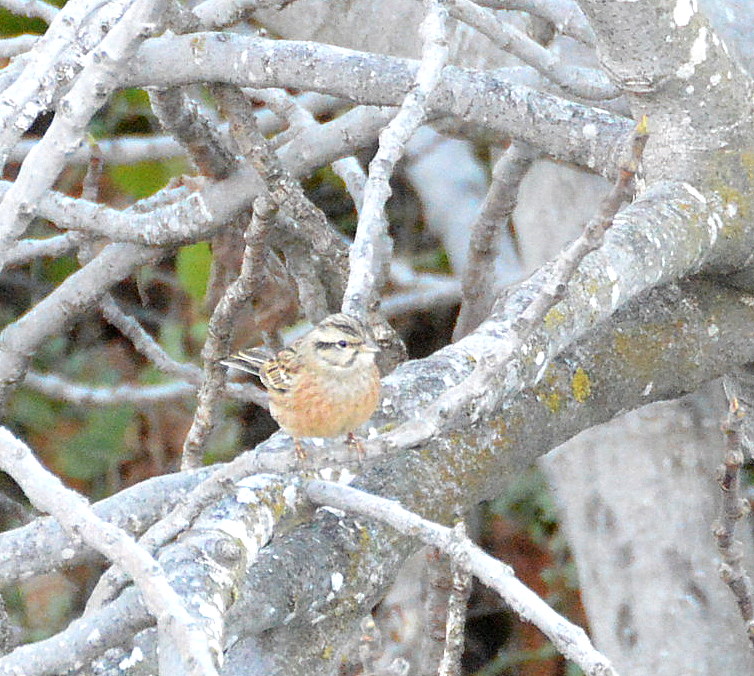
222,313,381,459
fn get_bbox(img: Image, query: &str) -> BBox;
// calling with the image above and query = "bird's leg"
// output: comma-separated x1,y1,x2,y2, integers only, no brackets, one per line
346,432,366,462
294,438,307,461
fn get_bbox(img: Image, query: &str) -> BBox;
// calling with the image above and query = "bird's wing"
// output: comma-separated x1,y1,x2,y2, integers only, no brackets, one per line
260,346,298,394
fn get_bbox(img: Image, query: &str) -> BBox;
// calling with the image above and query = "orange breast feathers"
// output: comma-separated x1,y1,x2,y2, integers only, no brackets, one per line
268,362,380,438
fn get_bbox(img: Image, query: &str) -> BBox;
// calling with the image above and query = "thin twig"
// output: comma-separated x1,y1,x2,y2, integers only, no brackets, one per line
101,297,268,406
453,141,535,340
23,371,196,406
342,0,450,318
5,232,84,267
181,198,276,470
214,83,349,317
382,116,649,450
247,86,367,210
192,0,293,30
0,34,39,58
446,0,617,100
476,0,596,46
439,524,472,676
306,480,619,676
0,427,220,676
81,141,103,203
713,395,754,647
420,546,453,674
149,87,238,179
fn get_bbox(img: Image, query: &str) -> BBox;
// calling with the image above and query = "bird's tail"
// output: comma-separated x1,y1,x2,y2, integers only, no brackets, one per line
221,348,272,376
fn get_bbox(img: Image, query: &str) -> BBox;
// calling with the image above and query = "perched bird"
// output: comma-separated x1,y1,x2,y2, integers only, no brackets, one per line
222,313,381,459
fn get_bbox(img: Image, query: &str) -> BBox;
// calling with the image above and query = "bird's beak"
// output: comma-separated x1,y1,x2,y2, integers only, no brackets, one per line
361,342,379,353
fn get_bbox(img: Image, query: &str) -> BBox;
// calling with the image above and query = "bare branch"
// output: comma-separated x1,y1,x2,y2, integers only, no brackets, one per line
453,141,535,340
181,199,275,470
4,232,84,267
248,87,366,210
0,428,221,676
0,466,213,587
439,526,472,676
0,0,167,268
0,34,38,58
383,117,648,449
128,34,633,178
419,530,472,676
192,0,293,30
445,0,617,100
476,0,595,46
149,87,238,179
306,480,619,676
0,588,149,676
420,546,453,674
343,0,450,317
23,371,197,405
713,396,754,647
101,297,267,405
0,243,160,409
0,107,393,411
214,83,348,317
0,0,131,167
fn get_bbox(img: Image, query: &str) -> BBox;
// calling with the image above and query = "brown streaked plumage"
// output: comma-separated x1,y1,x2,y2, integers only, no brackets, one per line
222,313,381,458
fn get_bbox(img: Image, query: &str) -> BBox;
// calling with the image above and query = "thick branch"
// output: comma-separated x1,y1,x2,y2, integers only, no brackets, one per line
127,33,633,178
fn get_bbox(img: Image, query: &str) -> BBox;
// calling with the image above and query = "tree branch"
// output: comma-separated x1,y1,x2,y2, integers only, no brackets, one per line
128,33,633,178
0,428,221,676
342,0,449,317
307,480,618,675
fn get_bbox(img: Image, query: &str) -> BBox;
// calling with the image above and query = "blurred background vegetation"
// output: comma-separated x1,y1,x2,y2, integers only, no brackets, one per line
0,9,586,674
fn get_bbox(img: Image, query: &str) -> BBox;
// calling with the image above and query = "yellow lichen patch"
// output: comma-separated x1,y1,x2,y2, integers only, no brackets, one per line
321,645,334,660
716,184,749,223
531,367,564,414
740,151,754,185
544,307,566,329
612,322,685,380
571,367,591,403
585,279,600,296
489,416,516,451
542,390,562,413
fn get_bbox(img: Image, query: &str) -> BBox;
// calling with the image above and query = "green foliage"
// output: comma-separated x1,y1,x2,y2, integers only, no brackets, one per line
474,645,559,676
107,160,174,199
0,8,46,37
413,247,452,274
8,390,60,434
303,166,358,235
202,418,242,464
91,88,156,138
189,318,209,345
42,254,78,285
488,467,559,545
176,242,212,303
60,406,136,481
159,319,190,362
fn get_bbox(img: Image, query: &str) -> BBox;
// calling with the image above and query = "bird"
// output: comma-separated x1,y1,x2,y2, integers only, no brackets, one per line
222,313,381,460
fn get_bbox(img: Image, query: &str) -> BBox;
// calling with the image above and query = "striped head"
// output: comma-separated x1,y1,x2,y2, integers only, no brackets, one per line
304,313,379,370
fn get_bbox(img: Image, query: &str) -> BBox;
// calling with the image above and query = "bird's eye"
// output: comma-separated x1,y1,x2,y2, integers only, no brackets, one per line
337,340,348,348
